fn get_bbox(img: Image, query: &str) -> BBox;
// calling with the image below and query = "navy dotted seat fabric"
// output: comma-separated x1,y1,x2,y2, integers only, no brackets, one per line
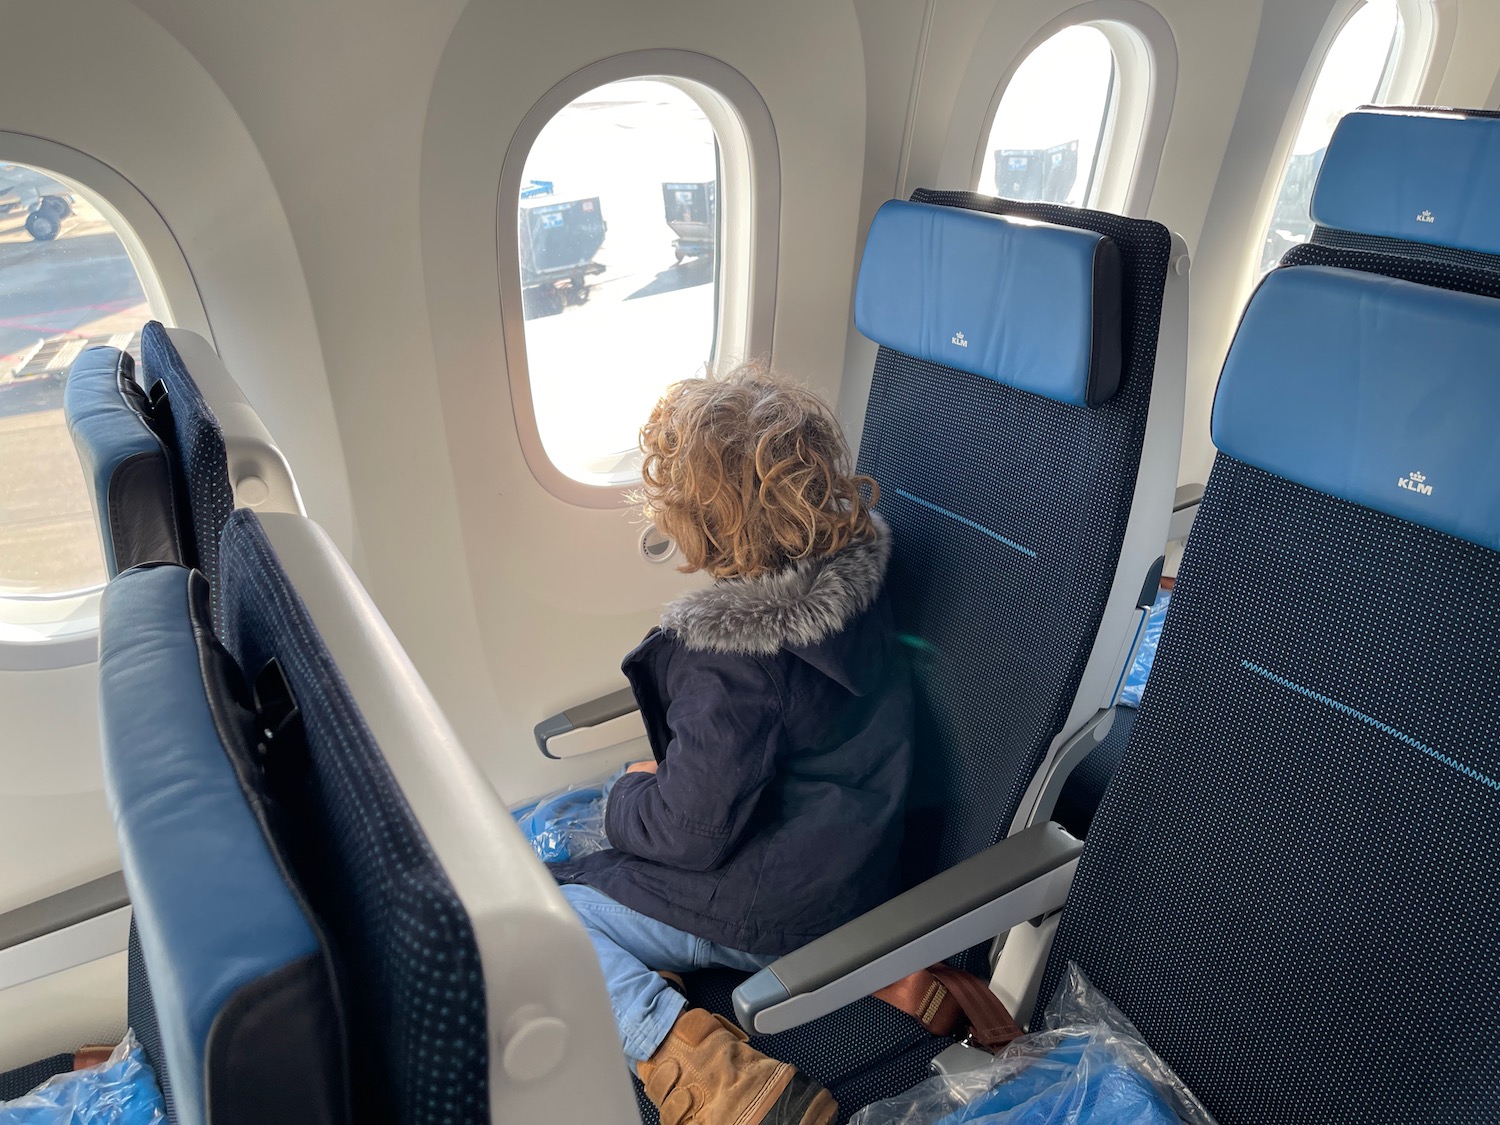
1039,458,1500,1123
215,509,488,1125
858,189,1170,886
141,322,234,625
636,193,1172,1124
126,921,176,1123
0,1055,73,1102
1037,242,1500,1123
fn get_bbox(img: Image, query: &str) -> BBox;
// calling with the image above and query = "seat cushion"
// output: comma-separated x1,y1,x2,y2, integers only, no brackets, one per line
1041,456,1500,1124
857,190,1171,884
1313,107,1500,257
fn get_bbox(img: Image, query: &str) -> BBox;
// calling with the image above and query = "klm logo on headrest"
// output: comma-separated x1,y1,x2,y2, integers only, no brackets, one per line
1398,470,1433,497
951,331,969,348
1416,210,1436,224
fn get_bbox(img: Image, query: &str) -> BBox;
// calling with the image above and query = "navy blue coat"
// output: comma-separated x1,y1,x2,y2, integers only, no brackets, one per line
551,522,914,955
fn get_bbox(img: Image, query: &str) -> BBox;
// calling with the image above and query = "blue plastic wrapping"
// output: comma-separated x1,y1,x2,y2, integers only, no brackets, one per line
850,964,1215,1125
1117,590,1171,709
0,1033,166,1125
512,767,627,863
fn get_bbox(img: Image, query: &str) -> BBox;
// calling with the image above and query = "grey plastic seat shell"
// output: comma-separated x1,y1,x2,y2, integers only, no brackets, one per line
255,512,640,1124
160,327,304,518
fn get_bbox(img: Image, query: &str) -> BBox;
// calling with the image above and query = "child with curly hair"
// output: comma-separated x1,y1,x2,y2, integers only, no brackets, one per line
549,363,914,1125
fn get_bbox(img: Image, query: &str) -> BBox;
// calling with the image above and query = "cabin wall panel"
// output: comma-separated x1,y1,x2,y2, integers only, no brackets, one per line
0,0,357,554
420,0,869,800
1172,0,1347,486
1436,3,1500,107
122,0,510,765
0,0,354,912
0,667,116,914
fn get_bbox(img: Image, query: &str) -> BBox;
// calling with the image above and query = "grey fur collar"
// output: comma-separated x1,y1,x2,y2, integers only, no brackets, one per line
661,514,892,655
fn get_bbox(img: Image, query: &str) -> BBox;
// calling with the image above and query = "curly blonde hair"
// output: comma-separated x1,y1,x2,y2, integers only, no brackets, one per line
639,363,879,579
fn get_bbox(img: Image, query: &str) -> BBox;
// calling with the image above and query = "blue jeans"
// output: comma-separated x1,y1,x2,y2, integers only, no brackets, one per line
561,884,774,1062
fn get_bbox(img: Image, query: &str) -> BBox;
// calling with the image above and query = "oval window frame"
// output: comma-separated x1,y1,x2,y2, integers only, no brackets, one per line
970,1,1178,216
1246,0,1444,287
0,133,209,670
498,50,781,508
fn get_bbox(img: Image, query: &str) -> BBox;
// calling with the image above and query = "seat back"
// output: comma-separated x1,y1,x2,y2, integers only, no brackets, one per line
1038,108,1500,1123
853,193,1184,884
63,322,301,596
100,562,347,1125
214,509,636,1124
63,346,185,575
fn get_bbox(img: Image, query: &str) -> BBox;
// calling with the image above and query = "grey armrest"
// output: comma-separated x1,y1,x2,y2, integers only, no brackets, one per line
733,822,1082,1034
0,871,129,952
1168,482,1204,541
534,686,641,757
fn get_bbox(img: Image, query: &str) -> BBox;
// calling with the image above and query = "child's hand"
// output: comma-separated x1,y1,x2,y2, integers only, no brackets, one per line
625,759,659,775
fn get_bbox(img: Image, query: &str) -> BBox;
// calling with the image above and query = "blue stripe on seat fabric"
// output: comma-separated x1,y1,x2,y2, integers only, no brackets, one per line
1241,660,1500,793
1212,265,1500,553
1313,108,1500,257
892,488,1037,559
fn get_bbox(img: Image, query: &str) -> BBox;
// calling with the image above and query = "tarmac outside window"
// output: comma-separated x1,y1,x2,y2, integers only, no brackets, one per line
518,78,722,485
0,162,158,600
981,25,1117,207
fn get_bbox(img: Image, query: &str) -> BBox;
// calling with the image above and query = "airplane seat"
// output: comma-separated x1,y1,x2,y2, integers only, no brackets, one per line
209,507,630,1123
99,561,347,1124
1053,105,1500,844
853,192,1182,884
631,193,1187,1123
1028,106,1500,1121
62,320,302,597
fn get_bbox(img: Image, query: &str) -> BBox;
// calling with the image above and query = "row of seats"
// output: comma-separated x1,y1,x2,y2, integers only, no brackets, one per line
44,105,1500,1123
60,325,638,1123
55,169,1192,1123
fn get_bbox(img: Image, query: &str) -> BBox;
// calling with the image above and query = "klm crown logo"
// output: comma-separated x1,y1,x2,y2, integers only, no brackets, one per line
1398,470,1433,496
1416,209,1436,224
951,331,969,348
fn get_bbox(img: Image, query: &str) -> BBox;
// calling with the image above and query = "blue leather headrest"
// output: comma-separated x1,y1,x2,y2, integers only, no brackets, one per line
855,199,1124,406
1214,265,1500,552
63,347,182,576
99,564,347,1125
1313,108,1500,256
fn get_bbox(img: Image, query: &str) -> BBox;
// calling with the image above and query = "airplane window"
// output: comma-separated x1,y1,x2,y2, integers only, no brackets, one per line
0,162,158,601
980,25,1116,206
518,78,721,485
1259,0,1403,273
